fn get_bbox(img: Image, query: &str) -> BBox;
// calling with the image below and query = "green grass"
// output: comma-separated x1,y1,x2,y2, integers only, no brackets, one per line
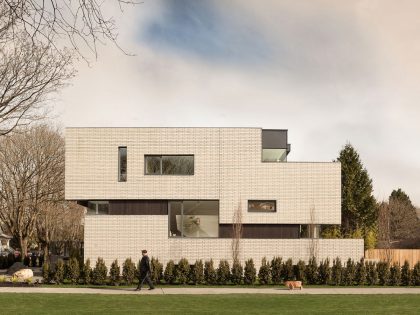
0,294,419,314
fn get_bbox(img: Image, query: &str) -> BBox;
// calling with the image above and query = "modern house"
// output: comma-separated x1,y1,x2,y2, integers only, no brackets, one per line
65,127,363,268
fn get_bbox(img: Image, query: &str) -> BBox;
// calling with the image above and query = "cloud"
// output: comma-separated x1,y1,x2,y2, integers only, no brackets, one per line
58,0,420,206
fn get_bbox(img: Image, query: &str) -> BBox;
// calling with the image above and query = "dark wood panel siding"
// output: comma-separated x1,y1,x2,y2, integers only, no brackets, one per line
109,200,168,215
219,224,300,239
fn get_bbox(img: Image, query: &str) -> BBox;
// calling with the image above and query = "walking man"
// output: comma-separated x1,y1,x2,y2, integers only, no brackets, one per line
136,249,155,291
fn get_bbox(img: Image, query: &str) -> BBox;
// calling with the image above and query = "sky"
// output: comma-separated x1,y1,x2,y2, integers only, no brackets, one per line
57,0,420,206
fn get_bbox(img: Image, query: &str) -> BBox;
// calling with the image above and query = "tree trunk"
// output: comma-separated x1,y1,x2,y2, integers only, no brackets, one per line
19,238,28,261
43,243,49,263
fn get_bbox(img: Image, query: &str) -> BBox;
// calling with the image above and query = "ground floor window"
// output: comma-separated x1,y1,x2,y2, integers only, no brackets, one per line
169,200,219,238
87,201,109,215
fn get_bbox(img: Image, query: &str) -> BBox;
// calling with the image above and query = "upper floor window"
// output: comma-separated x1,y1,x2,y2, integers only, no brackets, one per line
145,155,194,175
262,149,287,162
248,200,276,212
118,147,127,181
87,201,109,215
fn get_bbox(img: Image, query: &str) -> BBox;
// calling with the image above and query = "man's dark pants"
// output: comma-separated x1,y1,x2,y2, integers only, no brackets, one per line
137,272,154,290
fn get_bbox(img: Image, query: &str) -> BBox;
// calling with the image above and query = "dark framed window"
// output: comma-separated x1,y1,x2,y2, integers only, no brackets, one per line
248,200,276,212
87,201,109,215
145,155,194,175
118,147,127,182
169,200,219,238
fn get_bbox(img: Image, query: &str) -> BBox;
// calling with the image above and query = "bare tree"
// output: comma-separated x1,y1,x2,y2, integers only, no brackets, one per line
0,125,64,258
377,201,392,261
37,201,84,261
231,199,243,263
308,205,319,260
0,38,74,135
1,0,139,56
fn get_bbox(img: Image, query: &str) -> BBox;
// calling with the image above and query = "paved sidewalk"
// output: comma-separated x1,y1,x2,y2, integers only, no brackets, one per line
0,287,419,295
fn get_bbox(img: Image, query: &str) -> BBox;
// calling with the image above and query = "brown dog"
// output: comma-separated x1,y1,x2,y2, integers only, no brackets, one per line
284,280,303,290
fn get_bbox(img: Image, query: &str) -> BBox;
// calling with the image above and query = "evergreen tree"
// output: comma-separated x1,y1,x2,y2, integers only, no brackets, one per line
231,260,243,285
377,262,390,286
331,258,343,286
54,259,65,284
318,259,331,285
81,259,92,285
122,258,136,285
270,257,283,285
367,262,378,286
401,261,412,286
67,257,80,284
294,260,306,283
282,258,294,281
344,259,356,286
164,260,176,284
42,261,50,284
217,260,230,285
258,257,271,284
150,257,163,285
190,259,204,285
176,258,190,285
92,257,108,285
412,262,420,286
204,259,217,285
305,257,318,285
355,258,367,286
389,263,401,286
337,144,377,244
109,259,120,286
244,259,257,285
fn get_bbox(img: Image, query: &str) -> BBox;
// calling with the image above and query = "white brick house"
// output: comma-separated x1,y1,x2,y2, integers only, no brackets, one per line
65,127,363,268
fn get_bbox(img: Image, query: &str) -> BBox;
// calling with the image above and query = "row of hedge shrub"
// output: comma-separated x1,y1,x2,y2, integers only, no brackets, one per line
42,256,420,286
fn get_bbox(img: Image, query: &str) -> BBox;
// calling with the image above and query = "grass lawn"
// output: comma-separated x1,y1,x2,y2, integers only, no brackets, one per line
0,294,419,314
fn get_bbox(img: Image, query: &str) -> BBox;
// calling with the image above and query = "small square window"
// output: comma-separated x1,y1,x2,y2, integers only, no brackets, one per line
248,200,276,212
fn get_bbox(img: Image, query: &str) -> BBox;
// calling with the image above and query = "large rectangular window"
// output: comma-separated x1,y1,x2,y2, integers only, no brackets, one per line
248,200,276,212
169,200,218,238
118,147,127,181
145,155,194,175
262,149,287,162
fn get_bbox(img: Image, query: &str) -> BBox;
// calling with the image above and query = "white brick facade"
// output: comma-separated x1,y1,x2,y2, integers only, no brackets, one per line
65,127,363,266
85,216,364,269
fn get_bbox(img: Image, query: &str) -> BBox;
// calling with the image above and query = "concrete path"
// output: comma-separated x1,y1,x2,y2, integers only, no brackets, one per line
0,287,419,295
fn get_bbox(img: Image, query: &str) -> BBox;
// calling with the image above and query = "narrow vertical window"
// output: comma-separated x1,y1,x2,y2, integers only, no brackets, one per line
118,147,127,182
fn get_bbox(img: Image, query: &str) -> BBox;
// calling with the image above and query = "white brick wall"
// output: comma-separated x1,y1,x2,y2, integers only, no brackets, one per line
85,216,363,269
66,128,341,224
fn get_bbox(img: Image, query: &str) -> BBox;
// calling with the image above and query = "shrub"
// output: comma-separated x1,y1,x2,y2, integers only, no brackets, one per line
270,257,283,285
230,260,243,285
67,257,80,284
389,263,401,286
258,257,271,285
42,261,50,284
151,257,163,285
217,260,230,285
54,259,65,284
92,257,108,285
377,261,390,286
343,259,356,286
164,260,176,284
244,259,256,285
355,258,366,286
331,258,343,286
109,259,120,286
204,259,217,285
413,262,420,286
122,258,136,285
282,258,294,282
318,258,331,285
366,262,378,286
81,259,92,285
401,261,412,286
294,260,306,282
176,258,190,285
190,259,204,285
305,257,318,285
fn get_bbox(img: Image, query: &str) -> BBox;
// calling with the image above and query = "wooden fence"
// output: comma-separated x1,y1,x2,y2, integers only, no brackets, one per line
365,249,420,266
